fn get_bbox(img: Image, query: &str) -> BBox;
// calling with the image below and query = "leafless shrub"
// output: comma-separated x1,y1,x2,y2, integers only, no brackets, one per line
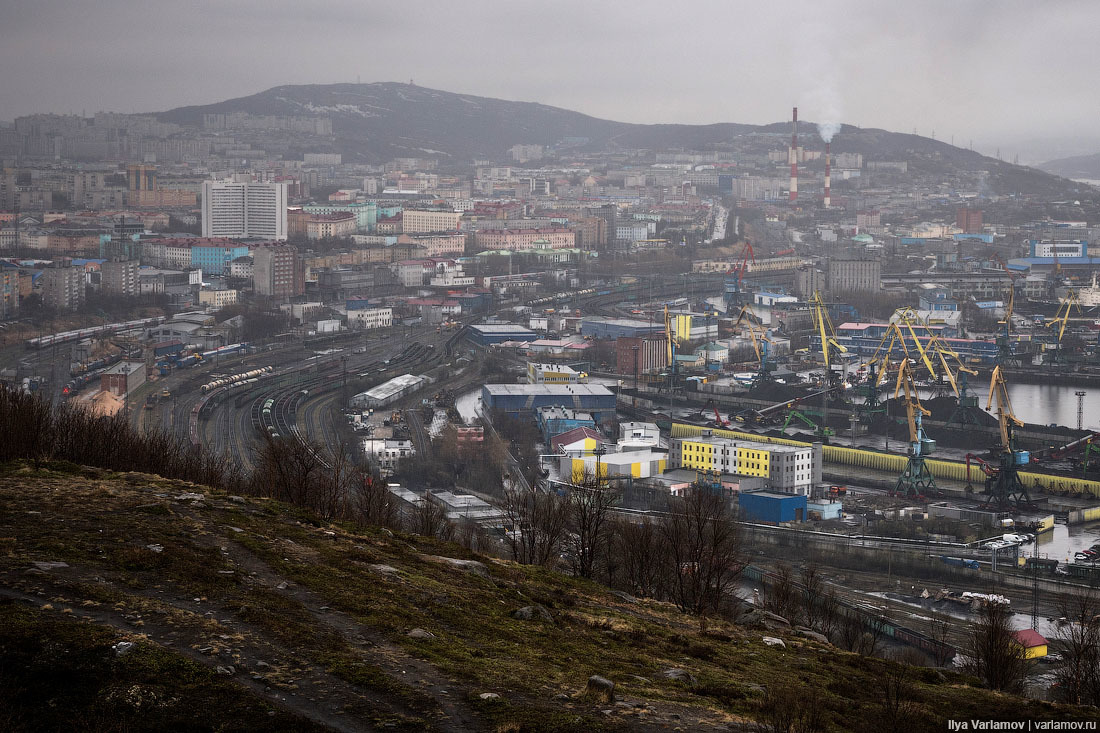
659,487,743,616
963,601,1028,692
501,488,568,567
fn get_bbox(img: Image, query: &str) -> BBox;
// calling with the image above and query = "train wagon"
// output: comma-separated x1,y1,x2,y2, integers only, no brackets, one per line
941,556,980,570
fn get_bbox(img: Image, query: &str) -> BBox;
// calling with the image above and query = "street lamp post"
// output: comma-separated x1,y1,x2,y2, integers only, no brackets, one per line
594,443,606,489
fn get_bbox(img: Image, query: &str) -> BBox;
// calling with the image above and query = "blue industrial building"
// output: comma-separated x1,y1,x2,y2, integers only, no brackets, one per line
580,317,663,340
954,233,995,244
738,491,807,523
482,384,616,420
468,323,538,345
819,322,1002,365
536,406,597,442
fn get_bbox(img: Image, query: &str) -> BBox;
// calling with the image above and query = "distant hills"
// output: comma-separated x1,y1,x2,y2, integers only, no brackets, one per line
159,82,1090,197
1038,152,1100,181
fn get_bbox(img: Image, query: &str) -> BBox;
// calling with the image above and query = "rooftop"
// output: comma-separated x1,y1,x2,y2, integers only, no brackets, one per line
483,384,614,397
358,373,427,401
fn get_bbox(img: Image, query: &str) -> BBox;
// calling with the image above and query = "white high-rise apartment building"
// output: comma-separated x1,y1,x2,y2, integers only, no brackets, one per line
202,179,288,241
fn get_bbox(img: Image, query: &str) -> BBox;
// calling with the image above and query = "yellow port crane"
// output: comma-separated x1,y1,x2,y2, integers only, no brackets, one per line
891,352,938,499
1046,290,1081,364
809,291,847,441
969,365,1031,508
732,304,772,384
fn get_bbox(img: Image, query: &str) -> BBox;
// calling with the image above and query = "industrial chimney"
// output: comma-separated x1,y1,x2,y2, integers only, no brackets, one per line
789,107,798,203
824,141,831,209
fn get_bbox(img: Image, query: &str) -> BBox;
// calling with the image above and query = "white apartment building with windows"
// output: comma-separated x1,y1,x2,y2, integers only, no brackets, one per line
202,180,288,240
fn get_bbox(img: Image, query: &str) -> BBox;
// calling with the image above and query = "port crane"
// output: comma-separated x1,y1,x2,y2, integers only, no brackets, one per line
723,240,756,308
965,366,1032,509
1045,290,1080,365
732,304,773,386
994,275,1021,368
892,357,938,499
810,291,847,441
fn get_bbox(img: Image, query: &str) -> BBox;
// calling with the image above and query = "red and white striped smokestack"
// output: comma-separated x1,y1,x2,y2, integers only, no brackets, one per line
789,106,798,202
824,141,831,209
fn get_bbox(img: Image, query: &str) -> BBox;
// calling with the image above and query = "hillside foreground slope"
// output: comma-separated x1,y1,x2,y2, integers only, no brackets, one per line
1,460,1097,731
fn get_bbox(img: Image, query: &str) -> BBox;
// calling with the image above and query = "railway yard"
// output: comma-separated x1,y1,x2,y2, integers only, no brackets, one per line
10,268,1100,678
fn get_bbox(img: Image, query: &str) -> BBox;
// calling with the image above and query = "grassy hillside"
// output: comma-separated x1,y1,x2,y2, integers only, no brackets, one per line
0,460,1095,731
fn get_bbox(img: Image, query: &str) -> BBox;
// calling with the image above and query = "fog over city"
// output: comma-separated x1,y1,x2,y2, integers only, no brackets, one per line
3,0,1100,160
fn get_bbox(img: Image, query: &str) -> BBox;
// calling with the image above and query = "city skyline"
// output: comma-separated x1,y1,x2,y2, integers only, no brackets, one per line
3,0,1100,162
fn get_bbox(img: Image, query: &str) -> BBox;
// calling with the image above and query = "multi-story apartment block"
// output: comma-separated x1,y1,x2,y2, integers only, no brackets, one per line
396,232,466,257
306,212,357,240
100,260,139,297
201,179,287,240
41,265,85,311
253,245,302,298
0,270,18,319
827,253,881,294
474,228,576,251
401,209,462,234
191,242,251,276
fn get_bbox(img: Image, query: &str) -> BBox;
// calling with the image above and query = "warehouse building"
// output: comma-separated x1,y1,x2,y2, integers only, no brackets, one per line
100,360,146,398
579,317,664,340
481,383,616,420
468,323,538,345
350,374,429,408
561,449,668,481
738,491,807,523
536,406,597,442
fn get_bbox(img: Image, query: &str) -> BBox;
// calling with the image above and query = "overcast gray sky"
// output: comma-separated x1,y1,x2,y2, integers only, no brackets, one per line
3,0,1098,159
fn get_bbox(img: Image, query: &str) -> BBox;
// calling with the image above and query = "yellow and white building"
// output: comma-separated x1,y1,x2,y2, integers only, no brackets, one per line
527,362,587,384
562,449,668,481
670,435,814,493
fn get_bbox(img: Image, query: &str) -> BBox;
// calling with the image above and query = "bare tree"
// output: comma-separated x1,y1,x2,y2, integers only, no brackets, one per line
765,563,801,625
609,516,665,599
877,658,918,733
565,469,619,579
800,563,825,630
353,465,400,529
410,494,455,541
752,685,824,733
252,433,325,510
838,610,885,657
659,487,743,616
816,590,841,641
925,609,956,668
1054,590,1100,705
501,488,569,567
963,601,1029,692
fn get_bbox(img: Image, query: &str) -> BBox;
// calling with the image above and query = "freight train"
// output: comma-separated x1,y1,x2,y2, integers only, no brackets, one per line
199,365,274,394
27,317,166,349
